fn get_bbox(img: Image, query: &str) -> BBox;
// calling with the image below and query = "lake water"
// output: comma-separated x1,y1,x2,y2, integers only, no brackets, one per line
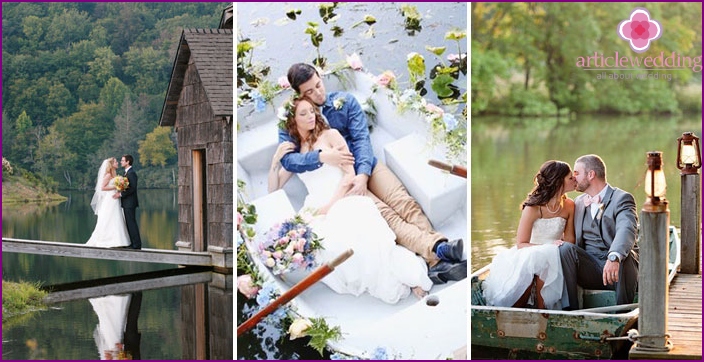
2,189,233,360
236,2,467,360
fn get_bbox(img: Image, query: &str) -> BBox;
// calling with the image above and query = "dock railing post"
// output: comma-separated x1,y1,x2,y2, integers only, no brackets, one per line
676,132,701,275
633,151,672,355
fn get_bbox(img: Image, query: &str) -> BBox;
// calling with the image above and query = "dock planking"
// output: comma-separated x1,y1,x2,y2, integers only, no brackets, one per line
630,271,702,360
2,238,211,266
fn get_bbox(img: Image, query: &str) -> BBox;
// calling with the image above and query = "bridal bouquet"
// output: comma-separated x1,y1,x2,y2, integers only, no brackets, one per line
114,176,129,191
258,215,323,275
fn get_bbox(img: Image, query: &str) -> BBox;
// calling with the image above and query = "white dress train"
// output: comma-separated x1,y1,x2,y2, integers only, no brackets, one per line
298,164,433,304
482,217,567,310
86,176,131,248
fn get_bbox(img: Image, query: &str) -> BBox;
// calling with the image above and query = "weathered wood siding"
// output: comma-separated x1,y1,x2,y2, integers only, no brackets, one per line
175,59,233,251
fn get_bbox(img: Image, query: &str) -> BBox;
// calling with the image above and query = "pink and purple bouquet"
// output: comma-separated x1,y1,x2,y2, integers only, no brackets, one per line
258,215,323,275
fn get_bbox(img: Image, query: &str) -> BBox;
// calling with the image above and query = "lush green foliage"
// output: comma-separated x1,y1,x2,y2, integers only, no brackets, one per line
471,2,702,116
2,280,48,321
2,2,229,189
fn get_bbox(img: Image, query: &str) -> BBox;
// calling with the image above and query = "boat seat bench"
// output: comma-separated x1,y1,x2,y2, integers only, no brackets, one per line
383,133,466,228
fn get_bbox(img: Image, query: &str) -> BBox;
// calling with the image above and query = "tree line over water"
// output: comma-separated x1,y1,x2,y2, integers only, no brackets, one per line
2,2,230,190
471,2,702,117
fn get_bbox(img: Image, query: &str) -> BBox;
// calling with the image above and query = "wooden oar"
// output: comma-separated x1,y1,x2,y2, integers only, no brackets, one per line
428,159,467,179
237,249,354,337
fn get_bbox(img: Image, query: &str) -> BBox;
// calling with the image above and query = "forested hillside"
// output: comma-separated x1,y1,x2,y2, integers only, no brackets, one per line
2,2,230,190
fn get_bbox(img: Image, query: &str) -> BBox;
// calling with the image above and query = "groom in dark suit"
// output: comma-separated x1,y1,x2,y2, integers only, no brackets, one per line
114,154,142,249
559,154,638,310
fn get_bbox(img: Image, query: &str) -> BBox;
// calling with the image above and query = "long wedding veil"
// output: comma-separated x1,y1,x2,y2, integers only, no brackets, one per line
90,159,110,215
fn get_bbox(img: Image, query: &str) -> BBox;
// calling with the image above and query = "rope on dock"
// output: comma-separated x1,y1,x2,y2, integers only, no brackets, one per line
604,329,673,351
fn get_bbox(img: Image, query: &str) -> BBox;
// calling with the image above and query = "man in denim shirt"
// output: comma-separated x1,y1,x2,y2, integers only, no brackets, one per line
277,63,466,284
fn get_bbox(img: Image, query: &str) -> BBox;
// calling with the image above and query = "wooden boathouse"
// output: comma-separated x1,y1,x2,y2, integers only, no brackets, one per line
159,8,233,272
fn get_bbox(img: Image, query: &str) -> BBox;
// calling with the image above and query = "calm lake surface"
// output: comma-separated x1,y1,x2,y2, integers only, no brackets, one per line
2,189,233,360
471,114,701,269
237,2,467,360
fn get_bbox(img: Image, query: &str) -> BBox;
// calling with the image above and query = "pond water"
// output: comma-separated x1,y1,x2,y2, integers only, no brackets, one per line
237,2,467,103
236,2,467,359
470,114,701,269
2,189,233,360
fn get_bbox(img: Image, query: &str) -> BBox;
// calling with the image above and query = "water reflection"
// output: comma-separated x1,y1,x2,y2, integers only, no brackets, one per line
88,293,141,360
2,189,231,360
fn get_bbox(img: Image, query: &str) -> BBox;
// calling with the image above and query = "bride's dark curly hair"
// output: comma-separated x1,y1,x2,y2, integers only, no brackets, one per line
521,160,571,210
284,95,329,147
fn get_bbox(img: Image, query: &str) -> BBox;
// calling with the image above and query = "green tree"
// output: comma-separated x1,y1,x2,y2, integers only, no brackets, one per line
99,77,130,119
88,46,118,85
138,126,176,167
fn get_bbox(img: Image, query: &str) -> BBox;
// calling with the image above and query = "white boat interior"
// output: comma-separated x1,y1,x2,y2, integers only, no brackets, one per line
237,69,467,359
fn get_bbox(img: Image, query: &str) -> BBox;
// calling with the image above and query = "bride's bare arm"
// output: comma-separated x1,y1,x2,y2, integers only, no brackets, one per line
516,206,539,249
101,174,115,191
268,142,295,193
317,130,355,215
561,198,576,244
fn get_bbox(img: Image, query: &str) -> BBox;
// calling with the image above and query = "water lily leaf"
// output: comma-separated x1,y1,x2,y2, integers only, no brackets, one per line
445,29,466,41
426,46,446,56
407,52,425,78
286,9,301,20
363,14,377,25
431,74,455,98
331,26,344,37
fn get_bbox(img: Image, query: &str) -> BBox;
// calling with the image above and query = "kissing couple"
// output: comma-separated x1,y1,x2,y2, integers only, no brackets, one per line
86,155,142,250
267,63,467,304
482,155,639,310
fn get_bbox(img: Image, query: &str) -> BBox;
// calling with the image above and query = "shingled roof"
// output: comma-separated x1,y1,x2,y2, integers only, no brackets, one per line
159,28,233,126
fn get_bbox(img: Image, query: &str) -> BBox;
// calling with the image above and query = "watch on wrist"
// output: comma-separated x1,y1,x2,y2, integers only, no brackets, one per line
608,254,619,262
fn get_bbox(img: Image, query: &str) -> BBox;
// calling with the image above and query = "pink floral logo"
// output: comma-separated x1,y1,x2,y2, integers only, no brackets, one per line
617,7,662,53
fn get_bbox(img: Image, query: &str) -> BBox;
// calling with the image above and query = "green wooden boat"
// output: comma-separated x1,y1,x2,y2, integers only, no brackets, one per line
471,226,681,359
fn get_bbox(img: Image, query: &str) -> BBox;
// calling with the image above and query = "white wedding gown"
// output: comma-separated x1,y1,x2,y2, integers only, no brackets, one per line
86,176,131,247
482,217,566,310
89,295,131,359
298,164,433,304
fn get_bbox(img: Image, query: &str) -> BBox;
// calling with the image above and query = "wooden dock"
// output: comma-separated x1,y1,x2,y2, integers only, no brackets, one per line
2,238,211,266
630,271,702,360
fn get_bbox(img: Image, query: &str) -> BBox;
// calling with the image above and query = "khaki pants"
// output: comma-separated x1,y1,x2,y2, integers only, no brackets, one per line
367,162,444,267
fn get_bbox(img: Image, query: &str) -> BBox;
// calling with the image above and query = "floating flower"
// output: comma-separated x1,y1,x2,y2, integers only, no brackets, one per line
346,53,364,70
277,76,290,89
617,8,662,53
376,70,396,88
288,318,313,340
371,347,388,360
447,53,460,62
442,113,458,131
333,96,345,110
236,274,260,299
425,103,444,117
237,212,244,230
251,90,267,113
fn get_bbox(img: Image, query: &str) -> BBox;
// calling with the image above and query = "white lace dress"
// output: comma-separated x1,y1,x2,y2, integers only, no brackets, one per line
86,176,131,248
298,164,433,304
482,217,567,309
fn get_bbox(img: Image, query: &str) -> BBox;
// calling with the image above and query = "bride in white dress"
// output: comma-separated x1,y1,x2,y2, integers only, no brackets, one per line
482,160,576,310
268,95,432,304
86,158,131,247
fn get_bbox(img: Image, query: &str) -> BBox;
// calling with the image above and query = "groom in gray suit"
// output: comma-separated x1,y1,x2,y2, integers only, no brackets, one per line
559,154,638,310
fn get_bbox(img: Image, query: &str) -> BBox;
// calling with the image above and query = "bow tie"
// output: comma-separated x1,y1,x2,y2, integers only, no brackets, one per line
583,194,600,207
